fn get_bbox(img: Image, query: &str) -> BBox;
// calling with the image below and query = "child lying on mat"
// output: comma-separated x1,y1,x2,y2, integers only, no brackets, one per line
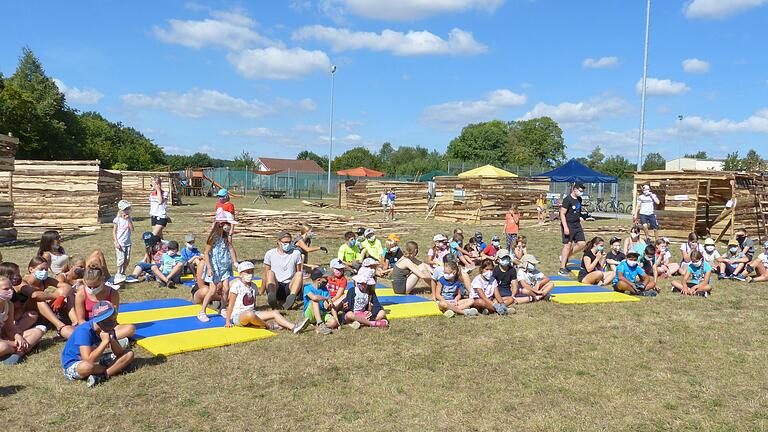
225,262,309,333
61,300,134,388
612,251,658,296
670,251,712,297
435,261,478,317
342,273,389,329
470,259,509,315
303,268,340,335
516,254,554,302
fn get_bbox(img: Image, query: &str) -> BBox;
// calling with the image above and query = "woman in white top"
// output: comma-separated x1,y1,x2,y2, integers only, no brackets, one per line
149,176,170,237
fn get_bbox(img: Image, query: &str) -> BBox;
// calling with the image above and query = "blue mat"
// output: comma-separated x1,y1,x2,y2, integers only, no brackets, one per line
550,285,610,294
120,298,193,313
378,295,430,306
133,314,228,339
548,275,572,281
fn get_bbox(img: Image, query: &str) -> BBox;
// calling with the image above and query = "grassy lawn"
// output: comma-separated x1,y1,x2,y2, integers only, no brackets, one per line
2,196,767,431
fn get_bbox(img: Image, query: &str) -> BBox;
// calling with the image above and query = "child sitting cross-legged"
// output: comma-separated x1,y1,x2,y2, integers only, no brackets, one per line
342,273,389,329
719,238,748,281
158,241,185,289
612,251,658,296
671,250,712,297
470,259,509,315
435,261,479,318
516,254,554,302
302,268,340,335
225,262,310,333
326,259,348,312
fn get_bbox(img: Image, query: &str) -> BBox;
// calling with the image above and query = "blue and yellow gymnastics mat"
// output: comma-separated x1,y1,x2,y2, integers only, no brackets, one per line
548,274,640,304
118,298,275,356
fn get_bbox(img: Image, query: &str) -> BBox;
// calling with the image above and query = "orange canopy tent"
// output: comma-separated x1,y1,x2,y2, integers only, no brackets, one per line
336,167,385,177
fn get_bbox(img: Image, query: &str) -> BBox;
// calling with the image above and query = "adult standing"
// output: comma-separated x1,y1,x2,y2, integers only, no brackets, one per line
559,183,587,276
634,184,660,242
263,231,304,310
149,176,169,238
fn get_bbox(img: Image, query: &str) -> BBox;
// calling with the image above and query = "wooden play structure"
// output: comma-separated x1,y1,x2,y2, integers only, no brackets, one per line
12,160,122,230
634,170,768,242
430,176,551,224
0,133,19,243
115,170,182,206
338,180,428,213
181,168,241,197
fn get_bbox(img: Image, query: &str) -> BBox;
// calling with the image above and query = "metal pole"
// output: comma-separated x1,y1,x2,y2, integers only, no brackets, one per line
327,65,337,194
637,0,651,171
678,115,683,170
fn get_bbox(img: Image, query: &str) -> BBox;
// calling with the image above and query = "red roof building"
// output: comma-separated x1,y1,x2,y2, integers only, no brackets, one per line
256,157,324,174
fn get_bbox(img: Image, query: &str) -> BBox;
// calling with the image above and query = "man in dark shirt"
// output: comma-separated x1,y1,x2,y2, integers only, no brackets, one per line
559,183,587,276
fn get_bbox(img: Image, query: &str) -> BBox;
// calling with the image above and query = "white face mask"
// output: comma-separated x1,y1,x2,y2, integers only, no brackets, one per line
482,270,493,280
241,273,253,283
86,284,103,295
630,232,640,239
186,243,195,250
627,260,638,267
443,272,455,280
693,260,703,267
575,190,584,197
705,245,715,252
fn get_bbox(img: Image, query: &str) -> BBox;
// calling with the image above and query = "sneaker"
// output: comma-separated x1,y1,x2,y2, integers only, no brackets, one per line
118,338,130,349
718,273,726,280
746,276,754,283
125,275,139,283
482,308,490,316
157,281,166,288
167,280,176,289
375,319,390,328
113,273,126,285
317,324,333,335
696,291,710,298
733,274,747,282
292,317,311,334
86,374,107,388
671,286,681,293
1,353,22,365
268,322,281,331
34,324,48,333
219,309,227,317
638,290,657,297
349,321,362,330
464,308,480,317
443,309,456,318
493,303,508,315
282,294,297,310
558,268,570,276
197,311,210,323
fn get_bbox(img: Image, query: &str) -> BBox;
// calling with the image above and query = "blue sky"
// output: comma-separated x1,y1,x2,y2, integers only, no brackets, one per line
2,0,767,164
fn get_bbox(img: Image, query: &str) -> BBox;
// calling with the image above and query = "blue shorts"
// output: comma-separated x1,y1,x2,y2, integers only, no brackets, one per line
137,262,157,273
639,214,659,230
63,353,116,381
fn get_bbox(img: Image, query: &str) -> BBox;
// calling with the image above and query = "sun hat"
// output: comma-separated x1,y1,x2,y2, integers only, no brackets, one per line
362,257,379,267
330,258,346,270
704,238,716,246
217,188,228,197
214,208,238,225
496,249,511,259
728,238,739,246
117,200,131,211
185,234,196,243
364,228,376,237
310,267,330,281
91,300,115,325
237,261,255,273
520,254,539,266
387,233,400,242
353,273,376,285
433,233,448,242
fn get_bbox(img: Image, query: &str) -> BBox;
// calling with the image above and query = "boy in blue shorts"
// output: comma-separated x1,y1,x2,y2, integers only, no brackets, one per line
303,267,339,335
613,251,658,296
60,300,134,387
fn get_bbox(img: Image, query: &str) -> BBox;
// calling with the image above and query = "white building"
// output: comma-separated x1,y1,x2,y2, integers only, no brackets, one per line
665,158,724,171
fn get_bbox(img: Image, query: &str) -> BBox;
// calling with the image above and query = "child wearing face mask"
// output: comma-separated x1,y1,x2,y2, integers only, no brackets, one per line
337,231,362,269
112,200,134,284
327,259,348,312
343,273,388,329
640,244,659,284
516,255,554,302
612,251,657,296
700,238,721,269
181,234,203,276
197,209,239,322
671,251,712,297
679,232,701,268
470,259,507,315
492,250,523,307
654,238,678,278
435,261,478,317
623,225,647,256
38,230,70,284
226,261,309,333
0,276,46,365
606,237,625,271
360,228,384,262
481,235,502,259
158,241,185,289
304,268,341,334
74,264,135,341
746,241,768,283
22,256,74,337
0,262,41,332
719,238,748,281
579,237,616,286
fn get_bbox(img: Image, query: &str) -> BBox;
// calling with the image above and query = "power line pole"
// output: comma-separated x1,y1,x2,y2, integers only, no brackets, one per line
637,0,651,171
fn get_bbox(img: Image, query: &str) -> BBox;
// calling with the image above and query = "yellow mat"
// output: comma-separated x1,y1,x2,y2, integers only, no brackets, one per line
137,326,276,356
384,301,441,319
118,305,217,325
551,280,589,287
550,291,640,304
375,288,398,296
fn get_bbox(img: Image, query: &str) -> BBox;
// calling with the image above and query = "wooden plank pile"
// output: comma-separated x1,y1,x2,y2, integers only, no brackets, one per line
339,180,428,214
13,160,122,229
114,170,182,206
431,176,550,224
0,133,18,243
231,208,415,239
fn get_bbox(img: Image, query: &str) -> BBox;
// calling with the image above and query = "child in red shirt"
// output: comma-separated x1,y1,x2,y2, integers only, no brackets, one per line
214,189,235,215
327,259,348,319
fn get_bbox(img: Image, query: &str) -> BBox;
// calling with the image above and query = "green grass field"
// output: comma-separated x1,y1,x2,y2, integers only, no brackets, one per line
1,196,767,431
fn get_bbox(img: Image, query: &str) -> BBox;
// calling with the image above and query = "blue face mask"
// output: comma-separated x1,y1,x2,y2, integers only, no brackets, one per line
34,270,48,281
499,258,511,267
281,243,292,252
596,246,605,252
349,240,356,247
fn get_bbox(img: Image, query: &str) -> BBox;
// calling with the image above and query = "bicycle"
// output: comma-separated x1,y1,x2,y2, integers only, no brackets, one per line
595,196,625,213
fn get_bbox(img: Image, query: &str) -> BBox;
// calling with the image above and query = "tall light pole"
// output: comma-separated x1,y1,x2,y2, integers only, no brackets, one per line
677,115,683,170
637,0,651,171
327,65,337,194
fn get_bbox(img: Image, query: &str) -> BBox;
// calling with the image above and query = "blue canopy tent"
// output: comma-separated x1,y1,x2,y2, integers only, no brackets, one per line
537,159,617,183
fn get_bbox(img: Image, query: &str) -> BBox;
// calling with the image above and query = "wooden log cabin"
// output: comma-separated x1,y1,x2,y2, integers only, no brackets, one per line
13,160,122,229
0,133,19,243
339,180,428,214
431,176,551,224
634,170,768,242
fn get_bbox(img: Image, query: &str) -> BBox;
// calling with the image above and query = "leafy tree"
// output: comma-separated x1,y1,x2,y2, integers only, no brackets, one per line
164,152,226,171
332,147,382,172
78,112,165,170
446,120,511,163
723,151,741,171
684,151,708,159
642,152,666,171
584,146,605,169
297,150,328,172
507,117,566,167
742,149,764,171
378,142,394,165
385,145,443,177
601,155,633,178
231,150,256,169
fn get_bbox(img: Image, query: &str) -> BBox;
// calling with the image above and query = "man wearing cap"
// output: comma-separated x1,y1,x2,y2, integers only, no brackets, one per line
302,268,339,334
263,231,304,310
214,188,235,216
60,301,134,387
559,183,587,276
360,228,384,262
634,184,660,242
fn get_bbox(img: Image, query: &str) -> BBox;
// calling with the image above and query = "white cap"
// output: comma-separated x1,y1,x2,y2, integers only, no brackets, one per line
364,228,375,237
496,249,510,259
237,261,255,273
357,267,375,280
353,273,376,285
642,184,651,191
433,233,448,242
117,200,131,211
330,258,346,270
362,257,379,267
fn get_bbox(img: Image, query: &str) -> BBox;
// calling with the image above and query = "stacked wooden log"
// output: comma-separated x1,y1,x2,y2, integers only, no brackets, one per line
0,134,18,243
339,180,428,214
231,208,415,239
431,176,550,224
114,170,182,206
13,160,122,229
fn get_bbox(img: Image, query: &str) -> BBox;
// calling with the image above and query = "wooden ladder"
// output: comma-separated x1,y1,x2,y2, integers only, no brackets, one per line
754,174,768,242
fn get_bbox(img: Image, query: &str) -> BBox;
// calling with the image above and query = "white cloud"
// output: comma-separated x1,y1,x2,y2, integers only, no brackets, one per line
292,25,486,56
53,78,104,105
684,0,767,19
227,47,331,80
682,58,710,74
295,124,326,133
298,98,318,111
220,127,282,138
120,88,273,118
582,56,619,69
152,9,274,50
520,96,631,126
323,0,504,21
422,89,527,126
345,133,362,141
679,109,768,134
637,77,691,96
